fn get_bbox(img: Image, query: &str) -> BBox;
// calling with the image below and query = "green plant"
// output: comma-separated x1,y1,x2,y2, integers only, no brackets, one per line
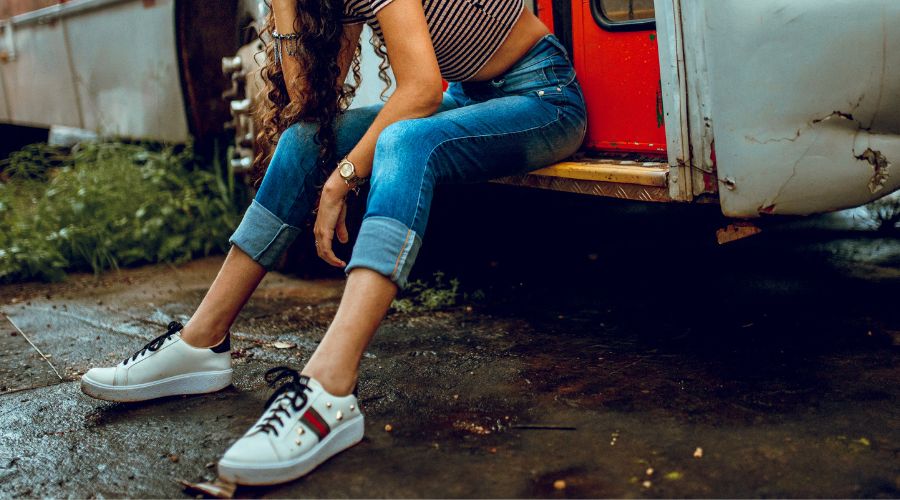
0,140,239,282
0,143,69,182
391,271,462,313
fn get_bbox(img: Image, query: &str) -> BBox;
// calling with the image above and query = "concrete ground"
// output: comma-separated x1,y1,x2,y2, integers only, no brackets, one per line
1,186,899,498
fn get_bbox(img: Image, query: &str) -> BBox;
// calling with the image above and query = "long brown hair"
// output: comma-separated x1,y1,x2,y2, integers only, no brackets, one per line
252,0,393,186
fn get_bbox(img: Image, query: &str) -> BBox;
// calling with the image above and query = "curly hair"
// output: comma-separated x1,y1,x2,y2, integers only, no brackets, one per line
251,0,394,187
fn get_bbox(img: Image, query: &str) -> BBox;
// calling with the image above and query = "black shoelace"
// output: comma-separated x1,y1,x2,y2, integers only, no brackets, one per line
123,321,183,366
254,367,313,436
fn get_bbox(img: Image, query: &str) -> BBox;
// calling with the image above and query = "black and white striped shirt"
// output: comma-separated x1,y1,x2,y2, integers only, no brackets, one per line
342,0,526,82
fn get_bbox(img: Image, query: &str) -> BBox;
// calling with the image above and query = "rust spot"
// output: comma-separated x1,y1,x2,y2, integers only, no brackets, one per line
855,148,891,194
716,222,762,245
702,171,718,193
759,204,777,215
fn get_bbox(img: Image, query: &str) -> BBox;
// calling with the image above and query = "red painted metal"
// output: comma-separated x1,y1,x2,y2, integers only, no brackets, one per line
537,0,667,156
536,0,554,32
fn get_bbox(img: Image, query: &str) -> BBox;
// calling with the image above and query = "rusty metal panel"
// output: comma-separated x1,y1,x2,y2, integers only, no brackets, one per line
652,0,691,202
679,1,716,200
684,0,900,217
64,0,188,141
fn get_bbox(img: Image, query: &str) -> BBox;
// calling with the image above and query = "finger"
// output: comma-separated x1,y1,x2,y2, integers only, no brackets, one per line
336,202,349,244
316,235,346,268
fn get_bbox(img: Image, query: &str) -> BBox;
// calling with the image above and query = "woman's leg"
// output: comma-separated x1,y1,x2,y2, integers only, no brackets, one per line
217,35,586,485
80,105,393,402
301,268,396,395
178,104,388,348
180,246,266,347
182,86,470,348
301,71,587,395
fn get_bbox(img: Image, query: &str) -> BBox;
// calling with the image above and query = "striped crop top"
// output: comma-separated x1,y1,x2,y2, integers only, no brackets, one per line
341,0,526,82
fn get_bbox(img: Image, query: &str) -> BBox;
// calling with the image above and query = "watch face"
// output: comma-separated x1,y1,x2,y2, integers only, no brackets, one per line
339,162,354,178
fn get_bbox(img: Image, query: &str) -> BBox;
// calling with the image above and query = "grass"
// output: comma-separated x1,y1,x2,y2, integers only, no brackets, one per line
391,271,485,313
0,141,239,282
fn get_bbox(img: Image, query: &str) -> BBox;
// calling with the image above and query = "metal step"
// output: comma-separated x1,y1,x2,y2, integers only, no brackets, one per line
492,157,672,202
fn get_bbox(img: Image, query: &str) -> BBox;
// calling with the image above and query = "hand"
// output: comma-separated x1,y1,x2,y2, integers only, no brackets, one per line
313,174,351,267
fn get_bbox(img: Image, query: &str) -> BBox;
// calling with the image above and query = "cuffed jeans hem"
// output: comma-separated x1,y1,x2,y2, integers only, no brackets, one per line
344,216,423,289
228,199,301,270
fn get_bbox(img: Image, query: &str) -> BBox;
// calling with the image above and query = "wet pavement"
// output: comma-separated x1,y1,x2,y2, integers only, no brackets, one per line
1,185,899,498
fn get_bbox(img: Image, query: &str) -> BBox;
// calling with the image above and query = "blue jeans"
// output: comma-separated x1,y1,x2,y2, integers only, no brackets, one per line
229,33,587,288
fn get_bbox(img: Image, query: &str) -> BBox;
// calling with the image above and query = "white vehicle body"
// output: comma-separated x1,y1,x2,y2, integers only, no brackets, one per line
656,0,899,217
0,0,394,143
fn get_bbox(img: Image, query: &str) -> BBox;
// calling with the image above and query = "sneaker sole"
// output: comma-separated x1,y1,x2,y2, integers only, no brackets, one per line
217,415,365,485
80,369,233,402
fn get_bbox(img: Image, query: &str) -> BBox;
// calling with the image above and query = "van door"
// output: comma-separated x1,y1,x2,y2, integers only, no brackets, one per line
656,0,900,216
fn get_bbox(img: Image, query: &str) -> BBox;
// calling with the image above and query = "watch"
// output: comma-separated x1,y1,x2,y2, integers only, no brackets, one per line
337,157,367,193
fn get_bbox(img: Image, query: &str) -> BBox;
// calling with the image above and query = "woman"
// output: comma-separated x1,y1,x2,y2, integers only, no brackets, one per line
80,0,586,486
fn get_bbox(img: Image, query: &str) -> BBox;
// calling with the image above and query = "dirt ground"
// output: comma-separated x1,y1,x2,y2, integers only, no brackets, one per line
1,185,898,498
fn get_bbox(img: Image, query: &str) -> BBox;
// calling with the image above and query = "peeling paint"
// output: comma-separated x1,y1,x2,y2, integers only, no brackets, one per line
811,110,856,125
855,148,891,194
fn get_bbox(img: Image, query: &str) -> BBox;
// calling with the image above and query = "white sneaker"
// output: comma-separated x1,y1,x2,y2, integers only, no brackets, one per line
80,321,233,402
217,367,364,486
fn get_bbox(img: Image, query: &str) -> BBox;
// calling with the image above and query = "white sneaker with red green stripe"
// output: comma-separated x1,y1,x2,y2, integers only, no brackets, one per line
217,367,364,485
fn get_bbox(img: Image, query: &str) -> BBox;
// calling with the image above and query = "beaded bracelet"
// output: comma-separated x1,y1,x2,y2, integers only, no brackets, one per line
272,29,302,66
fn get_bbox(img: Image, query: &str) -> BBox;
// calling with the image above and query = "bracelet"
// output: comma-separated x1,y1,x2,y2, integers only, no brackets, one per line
343,177,368,196
272,29,302,66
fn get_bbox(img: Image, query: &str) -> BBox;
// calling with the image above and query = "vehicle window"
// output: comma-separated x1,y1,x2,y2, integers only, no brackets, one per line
599,0,654,22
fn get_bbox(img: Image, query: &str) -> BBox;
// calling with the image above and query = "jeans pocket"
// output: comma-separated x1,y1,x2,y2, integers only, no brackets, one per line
535,77,586,124
541,55,577,88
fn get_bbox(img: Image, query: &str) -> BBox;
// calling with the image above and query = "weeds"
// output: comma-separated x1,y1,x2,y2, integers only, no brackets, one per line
391,271,484,313
0,141,238,282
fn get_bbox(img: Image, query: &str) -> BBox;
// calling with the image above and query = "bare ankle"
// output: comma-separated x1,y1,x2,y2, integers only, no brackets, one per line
180,322,228,348
301,365,358,397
